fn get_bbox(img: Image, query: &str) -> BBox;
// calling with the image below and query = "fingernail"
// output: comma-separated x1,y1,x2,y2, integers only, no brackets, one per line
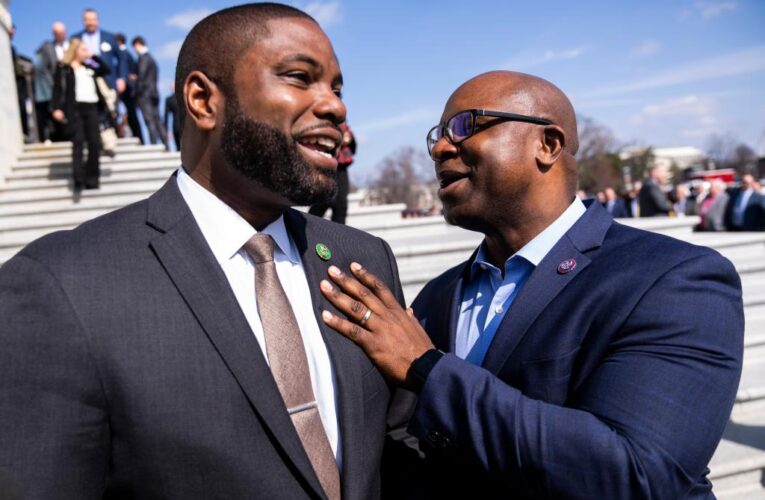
320,280,332,291
322,310,333,321
328,266,341,277
350,262,362,272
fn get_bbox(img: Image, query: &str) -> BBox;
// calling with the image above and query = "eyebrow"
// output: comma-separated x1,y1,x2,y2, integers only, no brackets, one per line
279,53,344,87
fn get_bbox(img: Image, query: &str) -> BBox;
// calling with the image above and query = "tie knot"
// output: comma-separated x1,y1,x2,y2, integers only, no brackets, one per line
245,234,276,264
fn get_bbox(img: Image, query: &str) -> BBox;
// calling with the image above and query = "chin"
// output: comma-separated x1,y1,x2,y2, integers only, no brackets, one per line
442,205,489,233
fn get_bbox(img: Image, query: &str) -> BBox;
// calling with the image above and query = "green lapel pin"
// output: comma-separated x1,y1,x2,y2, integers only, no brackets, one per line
315,243,332,261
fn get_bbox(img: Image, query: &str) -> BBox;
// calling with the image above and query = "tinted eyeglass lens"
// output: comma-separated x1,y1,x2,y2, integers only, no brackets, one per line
427,126,442,157
448,111,474,142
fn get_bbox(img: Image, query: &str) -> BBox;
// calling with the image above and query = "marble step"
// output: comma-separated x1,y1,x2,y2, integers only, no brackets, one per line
709,411,765,499
0,178,168,205
14,144,168,163
0,168,174,191
5,157,179,183
20,138,140,153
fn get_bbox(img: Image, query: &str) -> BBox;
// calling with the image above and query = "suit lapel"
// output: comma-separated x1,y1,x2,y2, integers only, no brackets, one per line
146,180,327,499
285,210,365,500
482,202,612,373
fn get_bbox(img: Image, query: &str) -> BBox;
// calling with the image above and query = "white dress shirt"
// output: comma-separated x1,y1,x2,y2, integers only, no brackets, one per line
81,31,101,55
176,168,342,465
55,41,68,61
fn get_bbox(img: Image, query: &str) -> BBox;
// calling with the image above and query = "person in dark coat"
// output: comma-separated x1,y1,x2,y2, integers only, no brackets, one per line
115,33,143,143
724,174,765,231
163,85,184,151
602,187,630,218
51,38,110,190
639,165,672,216
34,22,69,142
132,36,167,147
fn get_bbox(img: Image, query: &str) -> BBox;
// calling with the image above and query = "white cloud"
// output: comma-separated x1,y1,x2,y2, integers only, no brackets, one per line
155,39,184,61
304,1,342,28
631,95,715,125
355,108,437,134
694,1,737,19
585,45,765,98
631,40,661,58
630,94,722,140
503,45,592,70
165,8,212,30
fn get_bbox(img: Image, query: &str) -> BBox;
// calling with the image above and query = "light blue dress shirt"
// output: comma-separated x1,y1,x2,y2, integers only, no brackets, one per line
455,198,587,365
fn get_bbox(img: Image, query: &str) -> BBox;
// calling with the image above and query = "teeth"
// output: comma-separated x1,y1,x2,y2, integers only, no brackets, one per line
301,136,337,152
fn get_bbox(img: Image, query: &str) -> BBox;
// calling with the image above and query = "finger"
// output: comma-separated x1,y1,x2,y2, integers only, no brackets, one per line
406,307,415,318
349,262,401,310
320,279,379,326
321,309,371,347
327,265,385,315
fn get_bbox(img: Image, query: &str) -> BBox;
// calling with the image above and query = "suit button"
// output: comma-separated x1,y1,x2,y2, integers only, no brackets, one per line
426,430,450,449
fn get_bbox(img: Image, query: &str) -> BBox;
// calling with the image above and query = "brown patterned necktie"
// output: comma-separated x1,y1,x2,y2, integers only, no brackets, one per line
244,234,341,500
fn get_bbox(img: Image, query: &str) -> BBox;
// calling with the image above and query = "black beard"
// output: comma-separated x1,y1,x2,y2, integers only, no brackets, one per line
220,96,337,206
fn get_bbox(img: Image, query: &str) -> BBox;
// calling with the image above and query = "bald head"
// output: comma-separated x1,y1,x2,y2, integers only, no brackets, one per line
450,71,579,155
433,71,583,258
52,22,67,43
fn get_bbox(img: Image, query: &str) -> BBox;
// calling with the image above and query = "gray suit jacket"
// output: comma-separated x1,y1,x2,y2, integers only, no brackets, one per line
34,41,59,102
135,52,159,100
0,175,402,499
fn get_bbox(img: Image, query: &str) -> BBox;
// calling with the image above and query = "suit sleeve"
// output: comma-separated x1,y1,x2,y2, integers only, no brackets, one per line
90,55,111,78
407,252,743,498
0,255,109,499
135,56,148,98
51,65,64,111
117,47,130,81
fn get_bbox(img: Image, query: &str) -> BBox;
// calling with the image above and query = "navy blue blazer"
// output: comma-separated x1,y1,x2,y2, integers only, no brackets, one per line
71,29,128,88
393,201,743,499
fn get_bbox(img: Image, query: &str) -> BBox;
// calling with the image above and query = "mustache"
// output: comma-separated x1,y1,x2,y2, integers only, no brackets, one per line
294,121,343,137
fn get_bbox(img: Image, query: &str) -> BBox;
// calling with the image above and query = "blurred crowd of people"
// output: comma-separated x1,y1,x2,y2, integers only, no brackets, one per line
585,164,765,231
10,9,183,191
11,9,183,149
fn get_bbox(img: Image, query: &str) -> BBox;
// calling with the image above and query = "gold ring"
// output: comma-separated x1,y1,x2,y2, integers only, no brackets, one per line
359,308,373,326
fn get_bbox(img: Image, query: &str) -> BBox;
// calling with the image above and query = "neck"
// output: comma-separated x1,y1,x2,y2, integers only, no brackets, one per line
184,153,289,231
482,196,573,266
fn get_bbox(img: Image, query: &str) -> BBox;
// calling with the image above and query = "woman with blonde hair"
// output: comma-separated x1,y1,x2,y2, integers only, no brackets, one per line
51,38,110,190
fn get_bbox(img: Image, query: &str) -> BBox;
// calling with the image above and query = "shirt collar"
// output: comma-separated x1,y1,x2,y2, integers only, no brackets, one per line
471,196,586,277
176,167,299,265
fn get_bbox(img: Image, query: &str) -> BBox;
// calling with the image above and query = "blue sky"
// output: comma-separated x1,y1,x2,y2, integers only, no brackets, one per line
9,0,765,181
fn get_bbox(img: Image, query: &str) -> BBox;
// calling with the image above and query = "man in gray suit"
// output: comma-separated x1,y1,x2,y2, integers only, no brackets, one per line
0,4,401,499
34,21,68,142
132,36,167,147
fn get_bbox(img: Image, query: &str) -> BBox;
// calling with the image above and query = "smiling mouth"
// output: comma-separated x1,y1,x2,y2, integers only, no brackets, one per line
297,136,340,159
438,170,471,189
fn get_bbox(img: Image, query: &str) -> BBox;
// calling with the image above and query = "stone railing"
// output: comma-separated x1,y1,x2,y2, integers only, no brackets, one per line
0,0,22,184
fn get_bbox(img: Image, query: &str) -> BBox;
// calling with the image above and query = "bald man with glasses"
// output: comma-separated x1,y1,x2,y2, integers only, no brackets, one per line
318,71,743,499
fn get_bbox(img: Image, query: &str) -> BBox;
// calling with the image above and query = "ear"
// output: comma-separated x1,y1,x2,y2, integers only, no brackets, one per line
537,125,567,168
183,70,222,132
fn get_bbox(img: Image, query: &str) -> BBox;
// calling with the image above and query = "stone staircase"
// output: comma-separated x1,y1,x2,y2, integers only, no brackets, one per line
1,140,763,498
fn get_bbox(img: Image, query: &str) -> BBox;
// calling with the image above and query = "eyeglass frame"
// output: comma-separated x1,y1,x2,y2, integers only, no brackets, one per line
426,109,554,158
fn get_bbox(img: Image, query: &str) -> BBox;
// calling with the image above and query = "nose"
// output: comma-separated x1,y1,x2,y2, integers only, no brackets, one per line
313,86,346,125
430,134,458,161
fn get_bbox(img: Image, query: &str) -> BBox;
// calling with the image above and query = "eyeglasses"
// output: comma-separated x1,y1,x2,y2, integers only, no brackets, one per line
426,109,553,159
